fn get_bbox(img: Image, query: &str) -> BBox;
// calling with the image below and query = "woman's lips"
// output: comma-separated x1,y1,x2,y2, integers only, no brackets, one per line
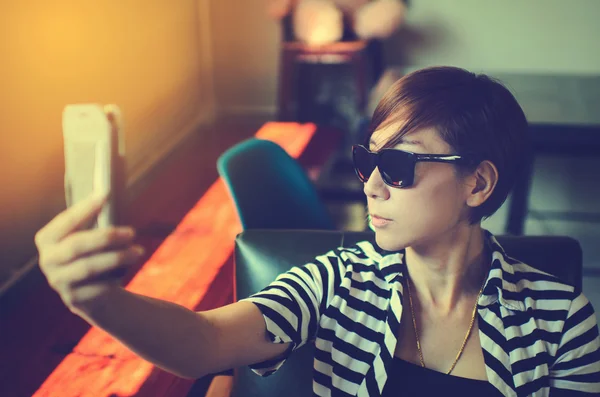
370,214,392,228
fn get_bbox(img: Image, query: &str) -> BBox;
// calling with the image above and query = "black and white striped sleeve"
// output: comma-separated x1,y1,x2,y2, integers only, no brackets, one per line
240,249,345,376
550,291,600,395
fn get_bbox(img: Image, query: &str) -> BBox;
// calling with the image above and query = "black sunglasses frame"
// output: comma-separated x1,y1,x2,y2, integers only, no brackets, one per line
352,144,478,188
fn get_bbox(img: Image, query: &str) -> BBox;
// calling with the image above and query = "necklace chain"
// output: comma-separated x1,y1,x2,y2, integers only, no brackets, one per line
405,273,487,375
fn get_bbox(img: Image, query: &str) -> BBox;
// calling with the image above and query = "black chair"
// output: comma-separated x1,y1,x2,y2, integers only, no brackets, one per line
231,230,583,397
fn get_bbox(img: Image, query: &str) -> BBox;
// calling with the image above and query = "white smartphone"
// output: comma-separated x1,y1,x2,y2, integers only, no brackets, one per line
63,104,125,228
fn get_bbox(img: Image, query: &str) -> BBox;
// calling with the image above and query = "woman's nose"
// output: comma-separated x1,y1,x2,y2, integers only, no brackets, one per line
363,167,390,200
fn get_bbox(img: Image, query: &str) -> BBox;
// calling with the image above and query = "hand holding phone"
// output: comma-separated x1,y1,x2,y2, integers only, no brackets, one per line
62,104,125,228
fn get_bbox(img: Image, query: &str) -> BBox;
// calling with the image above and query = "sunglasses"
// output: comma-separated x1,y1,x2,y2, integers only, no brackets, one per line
352,144,477,188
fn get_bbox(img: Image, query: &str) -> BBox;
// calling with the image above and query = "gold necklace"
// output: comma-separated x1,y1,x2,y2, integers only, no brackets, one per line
405,274,486,375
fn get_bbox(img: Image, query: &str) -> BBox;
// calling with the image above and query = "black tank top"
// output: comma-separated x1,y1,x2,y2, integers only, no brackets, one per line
381,357,504,396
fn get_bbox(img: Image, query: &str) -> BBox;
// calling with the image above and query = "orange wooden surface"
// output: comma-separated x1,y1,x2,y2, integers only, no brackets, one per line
205,375,234,397
32,122,316,397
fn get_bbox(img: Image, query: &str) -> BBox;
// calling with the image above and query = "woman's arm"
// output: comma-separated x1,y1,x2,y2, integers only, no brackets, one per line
80,290,289,379
35,193,289,379
549,291,600,395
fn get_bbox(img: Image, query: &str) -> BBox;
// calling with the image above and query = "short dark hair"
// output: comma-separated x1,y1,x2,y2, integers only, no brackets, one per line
366,66,529,223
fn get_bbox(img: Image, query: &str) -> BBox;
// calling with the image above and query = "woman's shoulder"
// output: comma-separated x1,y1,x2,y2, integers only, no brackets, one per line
497,254,586,315
486,231,582,310
327,240,384,263
319,240,399,276
510,258,577,291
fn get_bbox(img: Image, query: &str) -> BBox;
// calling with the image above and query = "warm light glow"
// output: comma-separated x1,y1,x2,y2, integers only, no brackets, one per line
33,122,316,396
0,2,212,283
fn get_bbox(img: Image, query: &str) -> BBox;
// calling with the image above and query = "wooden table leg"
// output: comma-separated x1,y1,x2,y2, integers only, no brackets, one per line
278,50,294,121
354,52,368,114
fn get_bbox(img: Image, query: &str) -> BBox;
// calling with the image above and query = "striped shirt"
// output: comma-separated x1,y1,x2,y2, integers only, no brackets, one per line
242,232,600,396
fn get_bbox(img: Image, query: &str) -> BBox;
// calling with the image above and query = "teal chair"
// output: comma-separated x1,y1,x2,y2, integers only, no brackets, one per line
217,138,336,230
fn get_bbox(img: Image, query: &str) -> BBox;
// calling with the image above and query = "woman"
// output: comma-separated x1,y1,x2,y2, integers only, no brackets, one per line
35,67,599,396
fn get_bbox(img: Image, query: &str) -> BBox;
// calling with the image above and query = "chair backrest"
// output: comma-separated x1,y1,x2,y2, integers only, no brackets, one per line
232,230,583,397
217,138,335,230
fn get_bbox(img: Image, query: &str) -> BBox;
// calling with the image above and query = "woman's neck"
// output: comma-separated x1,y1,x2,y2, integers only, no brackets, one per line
404,224,489,315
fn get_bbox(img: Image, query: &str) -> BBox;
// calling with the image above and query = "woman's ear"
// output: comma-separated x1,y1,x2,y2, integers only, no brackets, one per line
465,160,498,209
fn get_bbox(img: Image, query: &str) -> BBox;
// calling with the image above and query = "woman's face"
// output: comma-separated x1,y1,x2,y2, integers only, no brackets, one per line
365,123,472,252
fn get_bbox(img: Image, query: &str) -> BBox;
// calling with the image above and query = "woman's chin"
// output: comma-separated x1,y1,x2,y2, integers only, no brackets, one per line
373,229,408,252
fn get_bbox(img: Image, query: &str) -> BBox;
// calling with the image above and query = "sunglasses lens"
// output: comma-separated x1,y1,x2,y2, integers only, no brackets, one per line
379,150,413,187
352,146,375,182
352,146,415,187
